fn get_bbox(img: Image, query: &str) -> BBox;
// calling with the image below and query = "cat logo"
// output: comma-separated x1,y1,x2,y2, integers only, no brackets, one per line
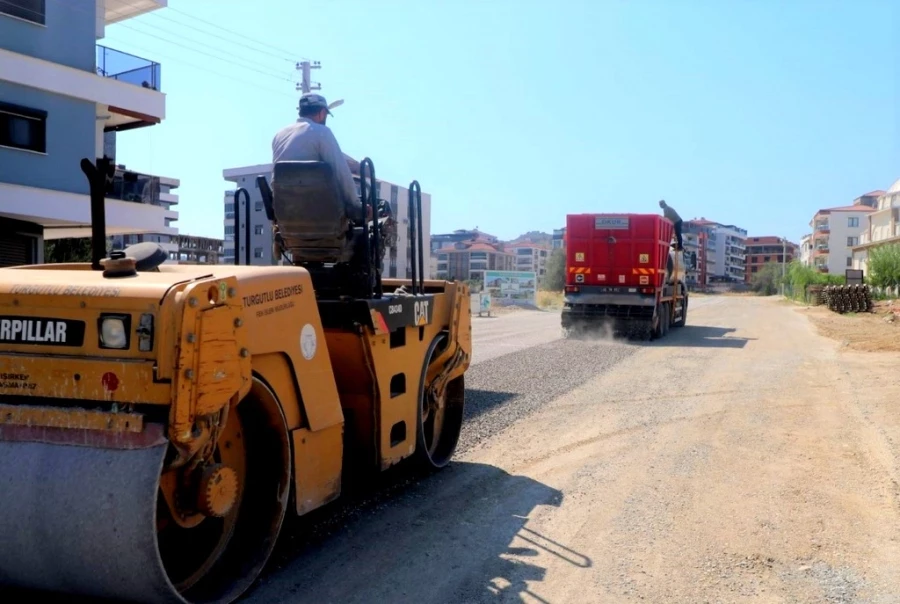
575,252,585,262
414,300,430,326
639,253,649,263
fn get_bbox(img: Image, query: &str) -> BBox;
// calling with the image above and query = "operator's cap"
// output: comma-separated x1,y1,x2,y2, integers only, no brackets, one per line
298,92,333,115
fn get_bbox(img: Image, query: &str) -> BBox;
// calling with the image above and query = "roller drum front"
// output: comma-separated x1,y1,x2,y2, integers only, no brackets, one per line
0,438,187,603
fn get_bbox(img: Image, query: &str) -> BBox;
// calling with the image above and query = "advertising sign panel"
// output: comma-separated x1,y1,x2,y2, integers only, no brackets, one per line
482,270,537,306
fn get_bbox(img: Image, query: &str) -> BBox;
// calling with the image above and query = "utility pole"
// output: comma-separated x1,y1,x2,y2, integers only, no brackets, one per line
296,60,322,94
781,236,787,297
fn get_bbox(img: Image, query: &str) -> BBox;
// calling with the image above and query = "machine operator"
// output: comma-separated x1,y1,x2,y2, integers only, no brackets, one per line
271,92,370,223
659,199,684,250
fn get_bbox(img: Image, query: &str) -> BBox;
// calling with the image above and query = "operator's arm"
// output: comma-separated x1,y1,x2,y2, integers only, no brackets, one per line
318,128,362,216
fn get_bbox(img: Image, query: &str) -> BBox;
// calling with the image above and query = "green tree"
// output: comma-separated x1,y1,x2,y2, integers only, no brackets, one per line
784,259,844,302
44,238,93,263
866,243,900,291
542,248,566,291
750,262,783,295
43,237,113,263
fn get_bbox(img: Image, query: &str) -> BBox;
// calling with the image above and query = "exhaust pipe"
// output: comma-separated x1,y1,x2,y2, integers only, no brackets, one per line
80,156,115,270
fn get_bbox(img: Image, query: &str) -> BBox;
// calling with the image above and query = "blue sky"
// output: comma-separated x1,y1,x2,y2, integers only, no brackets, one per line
107,0,898,245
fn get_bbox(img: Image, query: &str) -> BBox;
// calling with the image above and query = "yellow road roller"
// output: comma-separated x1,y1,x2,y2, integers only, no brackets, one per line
0,156,471,603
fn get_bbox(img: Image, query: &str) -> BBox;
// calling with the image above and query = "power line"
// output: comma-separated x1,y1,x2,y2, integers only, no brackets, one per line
102,36,297,101
109,19,293,82
110,0,296,77
42,0,297,83
130,2,301,64
1,0,300,101
164,3,310,62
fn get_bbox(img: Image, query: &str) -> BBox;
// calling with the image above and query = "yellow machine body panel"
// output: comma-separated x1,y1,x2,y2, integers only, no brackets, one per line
0,261,471,604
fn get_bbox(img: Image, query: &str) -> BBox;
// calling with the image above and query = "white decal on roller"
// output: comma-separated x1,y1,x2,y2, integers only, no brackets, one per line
300,324,317,360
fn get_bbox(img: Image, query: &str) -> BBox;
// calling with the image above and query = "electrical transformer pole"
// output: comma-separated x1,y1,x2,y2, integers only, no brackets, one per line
296,60,322,94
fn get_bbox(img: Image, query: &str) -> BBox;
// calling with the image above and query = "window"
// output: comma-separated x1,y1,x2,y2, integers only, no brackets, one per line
846,257,853,267
254,247,264,259
0,102,47,153
254,225,263,235
254,201,263,212
848,217,859,227
0,0,45,25
847,236,858,246
224,226,234,235
224,203,234,213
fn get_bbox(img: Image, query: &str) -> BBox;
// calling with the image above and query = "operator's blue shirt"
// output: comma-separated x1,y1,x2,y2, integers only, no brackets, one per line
271,118,360,214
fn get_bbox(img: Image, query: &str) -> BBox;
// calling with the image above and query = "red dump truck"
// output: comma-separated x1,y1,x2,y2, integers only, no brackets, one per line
561,213,694,340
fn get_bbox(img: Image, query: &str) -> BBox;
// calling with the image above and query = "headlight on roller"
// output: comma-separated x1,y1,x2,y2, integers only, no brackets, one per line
98,314,131,349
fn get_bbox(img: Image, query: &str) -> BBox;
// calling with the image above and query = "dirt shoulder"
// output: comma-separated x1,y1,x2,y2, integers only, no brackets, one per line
794,298,900,352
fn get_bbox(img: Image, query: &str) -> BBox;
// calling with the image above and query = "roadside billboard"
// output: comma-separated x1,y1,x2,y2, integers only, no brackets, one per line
483,270,537,306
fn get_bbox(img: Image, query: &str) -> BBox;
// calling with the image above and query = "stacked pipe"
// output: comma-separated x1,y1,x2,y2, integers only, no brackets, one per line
822,284,873,314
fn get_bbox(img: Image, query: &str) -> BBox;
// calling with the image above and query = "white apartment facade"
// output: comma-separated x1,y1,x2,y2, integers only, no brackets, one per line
0,0,174,266
507,243,550,281
222,160,432,279
692,219,747,282
810,202,875,274
799,234,812,266
851,179,900,273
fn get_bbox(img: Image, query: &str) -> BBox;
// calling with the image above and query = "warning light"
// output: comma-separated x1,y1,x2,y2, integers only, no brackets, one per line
101,372,119,392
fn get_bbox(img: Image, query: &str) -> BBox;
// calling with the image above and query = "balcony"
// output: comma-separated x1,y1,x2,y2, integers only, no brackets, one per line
107,168,163,206
105,0,167,25
96,45,160,91
93,45,163,131
815,222,830,232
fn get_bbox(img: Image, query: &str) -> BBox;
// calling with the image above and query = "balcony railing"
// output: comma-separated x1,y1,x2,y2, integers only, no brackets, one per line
107,168,162,205
96,45,161,91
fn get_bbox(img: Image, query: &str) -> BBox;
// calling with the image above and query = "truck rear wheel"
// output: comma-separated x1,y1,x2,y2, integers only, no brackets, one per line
413,335,466,470
674,295,688,327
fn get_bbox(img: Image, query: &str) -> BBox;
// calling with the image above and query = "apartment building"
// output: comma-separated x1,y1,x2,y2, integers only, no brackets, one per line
689,219,746,282
431,228,499,254
680,220,716,286
110,167,179,258
170,234,224,265
507,242,550,281
0,0,172,266
222,160,432,279
851,179,900,272
809,196,876,274
799,234,812,266
744,236,799,282
434,238,514,283
552,227,566,249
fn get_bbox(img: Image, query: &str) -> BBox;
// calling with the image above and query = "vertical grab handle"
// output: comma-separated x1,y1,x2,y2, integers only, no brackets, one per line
408,180,421,295
233,187,251,266
359,158,381,298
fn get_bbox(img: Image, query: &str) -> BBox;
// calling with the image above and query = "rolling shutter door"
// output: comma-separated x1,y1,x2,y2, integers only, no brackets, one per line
0,234,34,267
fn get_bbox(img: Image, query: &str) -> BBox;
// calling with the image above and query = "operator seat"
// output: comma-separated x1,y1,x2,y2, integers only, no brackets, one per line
269,160,356,264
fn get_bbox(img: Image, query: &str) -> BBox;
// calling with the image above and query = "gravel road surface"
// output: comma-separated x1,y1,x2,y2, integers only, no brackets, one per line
242,294,900,604
7,295,896,604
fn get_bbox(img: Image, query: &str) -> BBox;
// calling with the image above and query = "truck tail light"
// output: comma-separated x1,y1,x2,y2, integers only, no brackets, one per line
641,287,655,294
565,285,580,293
